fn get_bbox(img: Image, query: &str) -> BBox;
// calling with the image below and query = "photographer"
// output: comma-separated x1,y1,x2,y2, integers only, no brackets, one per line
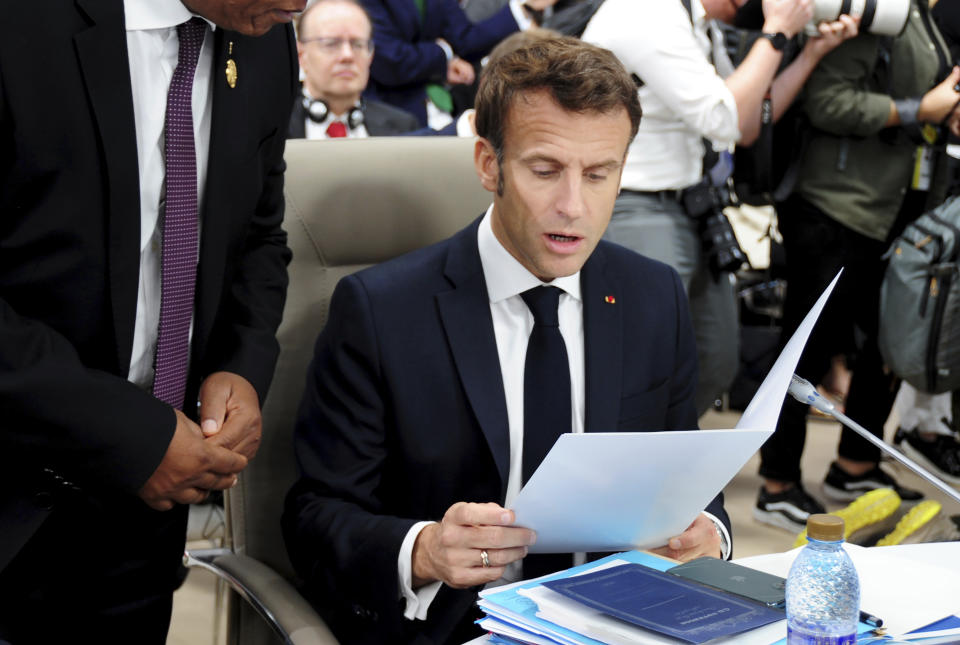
582,0,856,416
756,0,960,531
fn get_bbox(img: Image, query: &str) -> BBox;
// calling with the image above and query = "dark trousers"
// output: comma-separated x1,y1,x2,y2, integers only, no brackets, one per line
759,192,922,482
0,494,188,644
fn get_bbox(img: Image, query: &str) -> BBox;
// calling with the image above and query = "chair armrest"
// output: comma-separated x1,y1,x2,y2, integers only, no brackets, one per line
185,548,339,645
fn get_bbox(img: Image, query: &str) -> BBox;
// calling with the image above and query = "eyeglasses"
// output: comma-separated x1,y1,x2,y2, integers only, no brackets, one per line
302,37,374,55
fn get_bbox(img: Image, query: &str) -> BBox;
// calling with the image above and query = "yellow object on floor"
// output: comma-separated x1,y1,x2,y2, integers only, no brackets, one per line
876,500,943,546
793,488,901,548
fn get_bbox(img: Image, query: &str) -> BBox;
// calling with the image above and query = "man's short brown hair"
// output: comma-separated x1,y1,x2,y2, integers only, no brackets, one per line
474,35,642,161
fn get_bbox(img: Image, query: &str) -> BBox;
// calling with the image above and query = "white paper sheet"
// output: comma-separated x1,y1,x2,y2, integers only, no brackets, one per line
512,273,842,553
735,543,960,636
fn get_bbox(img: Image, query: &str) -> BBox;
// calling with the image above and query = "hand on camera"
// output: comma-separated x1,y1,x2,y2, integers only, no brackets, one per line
918,66,960,125
761,0,813,38
947,104,960,138
806,14,859,60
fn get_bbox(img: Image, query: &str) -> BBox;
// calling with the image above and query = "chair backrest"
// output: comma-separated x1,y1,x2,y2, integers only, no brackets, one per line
226,136,490,639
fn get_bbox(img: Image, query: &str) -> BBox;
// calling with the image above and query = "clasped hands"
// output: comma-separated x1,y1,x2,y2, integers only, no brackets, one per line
410,502,721,590
138,371,262,511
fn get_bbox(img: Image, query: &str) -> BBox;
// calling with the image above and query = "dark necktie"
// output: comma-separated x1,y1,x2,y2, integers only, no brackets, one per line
520,285,574,579
521,286,571,482
152,18,206,410
326,121,347,138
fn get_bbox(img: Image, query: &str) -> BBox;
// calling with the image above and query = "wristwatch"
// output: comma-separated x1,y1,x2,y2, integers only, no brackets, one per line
760,31,788,51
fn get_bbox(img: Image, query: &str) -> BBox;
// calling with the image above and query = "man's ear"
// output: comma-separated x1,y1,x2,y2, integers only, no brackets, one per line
474,137,499,194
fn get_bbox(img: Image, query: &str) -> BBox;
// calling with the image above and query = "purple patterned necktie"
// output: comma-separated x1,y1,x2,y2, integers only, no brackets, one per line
152,18,206,410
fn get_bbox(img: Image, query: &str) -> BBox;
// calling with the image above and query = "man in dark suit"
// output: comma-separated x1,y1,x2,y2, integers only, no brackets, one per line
0,0,300,641
289,0,420,138
284,36,731,645
361,0,559,128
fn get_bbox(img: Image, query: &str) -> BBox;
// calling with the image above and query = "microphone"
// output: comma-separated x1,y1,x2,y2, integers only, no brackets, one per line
787,374,960,506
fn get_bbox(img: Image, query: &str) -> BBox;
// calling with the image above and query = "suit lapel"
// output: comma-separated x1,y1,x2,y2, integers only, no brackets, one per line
194,28,249,354
74,0,141,376
582,245,623,433
289,98,307,139
436,222,511,497
363,103,388,136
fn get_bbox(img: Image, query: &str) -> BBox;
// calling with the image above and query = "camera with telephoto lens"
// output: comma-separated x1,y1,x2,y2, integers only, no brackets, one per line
810,0,910,36
681,179,748,275
733,0,909,36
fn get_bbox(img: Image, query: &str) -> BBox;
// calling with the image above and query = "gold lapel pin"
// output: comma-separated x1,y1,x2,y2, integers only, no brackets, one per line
226,41,238,88
605,295,616,304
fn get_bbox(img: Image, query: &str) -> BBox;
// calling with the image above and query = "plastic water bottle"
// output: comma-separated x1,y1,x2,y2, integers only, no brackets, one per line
785,514,860,645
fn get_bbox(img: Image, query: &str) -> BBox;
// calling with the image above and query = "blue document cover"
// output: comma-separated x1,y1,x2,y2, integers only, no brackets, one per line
542,562,785,644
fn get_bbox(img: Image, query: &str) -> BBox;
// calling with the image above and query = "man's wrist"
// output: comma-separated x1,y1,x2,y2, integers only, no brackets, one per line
758,31,788,52
411,522,438,588
702,512,731,560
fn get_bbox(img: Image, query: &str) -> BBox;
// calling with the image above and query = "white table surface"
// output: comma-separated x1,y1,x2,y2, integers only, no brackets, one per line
464,542,960,644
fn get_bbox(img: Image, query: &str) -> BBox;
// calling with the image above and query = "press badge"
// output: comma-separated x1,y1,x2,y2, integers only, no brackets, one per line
912,124,939,191
913,145,934,191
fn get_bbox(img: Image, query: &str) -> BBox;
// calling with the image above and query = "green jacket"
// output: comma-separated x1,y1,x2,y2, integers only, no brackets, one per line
796,0,953,241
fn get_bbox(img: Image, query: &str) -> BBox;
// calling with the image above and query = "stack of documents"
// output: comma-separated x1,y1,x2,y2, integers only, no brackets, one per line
476,550,789,645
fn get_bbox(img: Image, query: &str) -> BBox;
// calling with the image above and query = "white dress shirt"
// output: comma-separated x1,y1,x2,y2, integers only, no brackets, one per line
397,207,586,620
303,94,371,140
396,208,731,619
582,0,739,191
124,0,215,390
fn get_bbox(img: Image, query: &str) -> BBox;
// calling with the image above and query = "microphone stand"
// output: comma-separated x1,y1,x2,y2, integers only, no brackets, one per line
788,374,960,506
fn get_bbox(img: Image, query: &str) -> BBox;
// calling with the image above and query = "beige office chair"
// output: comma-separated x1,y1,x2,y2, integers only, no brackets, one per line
185,136,491,644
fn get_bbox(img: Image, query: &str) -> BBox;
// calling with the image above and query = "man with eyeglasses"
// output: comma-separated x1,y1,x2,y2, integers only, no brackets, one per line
291,0,420,138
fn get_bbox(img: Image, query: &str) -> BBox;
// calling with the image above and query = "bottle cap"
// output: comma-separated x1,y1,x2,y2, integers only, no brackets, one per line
806,514,844,541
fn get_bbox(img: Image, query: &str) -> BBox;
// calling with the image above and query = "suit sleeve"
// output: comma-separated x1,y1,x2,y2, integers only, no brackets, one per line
283,274,419,631
0,293,174,494
436,0,518,62
0,59,173,493
364,0,517,89
201,27,296,402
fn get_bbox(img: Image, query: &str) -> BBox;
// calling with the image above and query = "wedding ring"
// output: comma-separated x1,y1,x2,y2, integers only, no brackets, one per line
480,549,490,568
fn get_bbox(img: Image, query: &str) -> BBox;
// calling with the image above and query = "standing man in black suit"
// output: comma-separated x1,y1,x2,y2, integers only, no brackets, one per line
284,36,731,645
290,0,420,138
0,0,302,641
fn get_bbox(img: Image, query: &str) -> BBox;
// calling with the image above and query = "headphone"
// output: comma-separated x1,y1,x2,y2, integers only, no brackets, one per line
302,94,365,130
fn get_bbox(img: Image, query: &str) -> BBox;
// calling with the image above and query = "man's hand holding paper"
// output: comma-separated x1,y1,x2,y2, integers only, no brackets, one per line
650,512,722,561
412,502,535,589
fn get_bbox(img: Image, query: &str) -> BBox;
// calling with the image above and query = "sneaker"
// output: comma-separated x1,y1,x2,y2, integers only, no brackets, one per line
793,488,901,548
754,484,826,533
876,499,960,545
822,461,924,503
899,429,960,485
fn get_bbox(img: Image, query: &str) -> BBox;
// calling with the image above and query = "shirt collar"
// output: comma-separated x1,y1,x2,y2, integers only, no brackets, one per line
478,206,582,304
303,90,363,127
124,0,217,31
692,0,708,29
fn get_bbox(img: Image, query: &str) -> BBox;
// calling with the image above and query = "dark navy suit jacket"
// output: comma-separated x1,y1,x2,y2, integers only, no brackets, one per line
361,0,518,126
283,218,730,644
0,1,295,572
287,97,420,138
